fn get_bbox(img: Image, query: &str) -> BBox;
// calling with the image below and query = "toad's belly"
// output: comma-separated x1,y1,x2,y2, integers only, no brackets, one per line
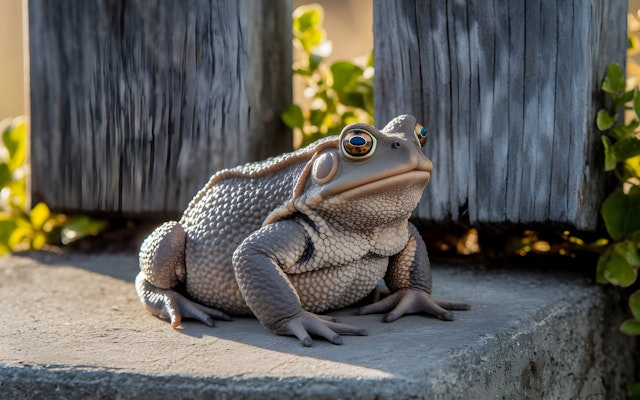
290,255,388,313
186,245,388,315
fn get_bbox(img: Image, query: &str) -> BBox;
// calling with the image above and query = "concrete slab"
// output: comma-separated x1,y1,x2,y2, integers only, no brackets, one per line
0,251,636,399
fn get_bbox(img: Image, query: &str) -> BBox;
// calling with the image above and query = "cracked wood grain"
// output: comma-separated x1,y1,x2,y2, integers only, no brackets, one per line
29,0,292,215
374,0,626,229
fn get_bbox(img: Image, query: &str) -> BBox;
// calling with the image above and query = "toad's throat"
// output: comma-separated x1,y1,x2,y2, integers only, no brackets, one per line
307,170,431,205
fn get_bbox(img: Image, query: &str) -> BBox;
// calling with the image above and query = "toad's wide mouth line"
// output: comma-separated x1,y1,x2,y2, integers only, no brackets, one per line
307,170,431,204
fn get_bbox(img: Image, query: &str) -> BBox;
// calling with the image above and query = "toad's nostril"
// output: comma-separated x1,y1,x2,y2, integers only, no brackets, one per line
391,141,401,149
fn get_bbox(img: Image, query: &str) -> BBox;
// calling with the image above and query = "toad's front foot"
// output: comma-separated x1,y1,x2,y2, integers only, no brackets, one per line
271,310,368,347
135,272,231,328
356,288,470,322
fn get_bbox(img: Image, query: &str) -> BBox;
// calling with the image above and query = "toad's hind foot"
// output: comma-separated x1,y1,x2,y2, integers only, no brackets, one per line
135,272,231,328
356,288,470,322
271,310,369,347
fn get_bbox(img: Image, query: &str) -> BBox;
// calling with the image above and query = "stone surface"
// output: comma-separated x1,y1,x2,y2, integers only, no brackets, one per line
0,251,636,399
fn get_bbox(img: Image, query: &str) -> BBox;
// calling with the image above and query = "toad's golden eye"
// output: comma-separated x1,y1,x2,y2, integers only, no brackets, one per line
341,129,377,160
415,123,428,147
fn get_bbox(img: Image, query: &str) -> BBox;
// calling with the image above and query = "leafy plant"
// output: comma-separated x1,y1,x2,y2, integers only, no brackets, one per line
282,4,374,147
595,63,640,333
0,117,106,255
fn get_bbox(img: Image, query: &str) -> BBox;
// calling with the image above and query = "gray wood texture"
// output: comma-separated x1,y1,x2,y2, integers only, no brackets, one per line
29,0,292,215
374,0,627,230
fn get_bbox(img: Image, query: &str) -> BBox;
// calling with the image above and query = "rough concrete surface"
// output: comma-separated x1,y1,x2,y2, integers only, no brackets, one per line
0,251,637,399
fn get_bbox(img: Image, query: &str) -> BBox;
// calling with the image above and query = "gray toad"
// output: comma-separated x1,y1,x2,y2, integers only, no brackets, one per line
136,115,470,346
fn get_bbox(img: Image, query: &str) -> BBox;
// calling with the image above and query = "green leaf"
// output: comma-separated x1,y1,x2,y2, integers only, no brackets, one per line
602,63,625,94
281,104,304,130
309,108,327,129
629,290,640,321
292,66,313,77
0,219,17,248
596,245,637,287
601,186,640,240
0,162,11,189
61,216,107,245
309,53,324,73
602,135,617,171
366,51,374,68
294,5,322,33
325,125,343,136
339,93,366,110
596,109,616,131
595,247,610,284
617,240,640,268
330,61,363,93
293,5,325,52
2,119,27,172
612,137,640,162
619,88,636,105
620,319,640,335
634,88,640,120
611,119,640,140
341,111,357,125
300,30,324,52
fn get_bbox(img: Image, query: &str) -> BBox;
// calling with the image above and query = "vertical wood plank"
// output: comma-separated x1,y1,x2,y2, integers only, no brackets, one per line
374,0,626,229
29,0,292,215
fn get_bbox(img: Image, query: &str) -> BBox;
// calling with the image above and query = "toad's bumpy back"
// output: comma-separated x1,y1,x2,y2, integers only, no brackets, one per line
180,160,308,314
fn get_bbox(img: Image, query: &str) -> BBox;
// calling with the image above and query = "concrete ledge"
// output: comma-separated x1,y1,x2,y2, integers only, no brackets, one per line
1,251,636,399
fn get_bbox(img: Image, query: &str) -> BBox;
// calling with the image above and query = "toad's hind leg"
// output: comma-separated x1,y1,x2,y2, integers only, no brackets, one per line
136,221,231,327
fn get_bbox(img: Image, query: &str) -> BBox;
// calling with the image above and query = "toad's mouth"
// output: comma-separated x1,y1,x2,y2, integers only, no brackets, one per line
306,169,431,205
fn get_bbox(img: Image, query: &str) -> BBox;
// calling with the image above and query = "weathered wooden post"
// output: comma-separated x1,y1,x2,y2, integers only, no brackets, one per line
374,0,627,230
29,0,292,215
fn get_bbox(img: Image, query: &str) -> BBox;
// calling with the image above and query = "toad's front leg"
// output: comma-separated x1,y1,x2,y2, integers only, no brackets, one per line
232,220,368,347
358,222,470,321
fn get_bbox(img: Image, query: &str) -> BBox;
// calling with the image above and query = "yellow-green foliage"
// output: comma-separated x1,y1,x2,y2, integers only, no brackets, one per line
596,64,640,358
595,64,640,291
282,4,374,147
0,118,106,255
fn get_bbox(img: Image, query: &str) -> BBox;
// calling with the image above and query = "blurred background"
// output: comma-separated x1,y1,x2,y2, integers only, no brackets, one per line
0,0,373,120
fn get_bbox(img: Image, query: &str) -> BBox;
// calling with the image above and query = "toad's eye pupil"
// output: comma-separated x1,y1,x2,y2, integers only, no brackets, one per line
349,136,367,146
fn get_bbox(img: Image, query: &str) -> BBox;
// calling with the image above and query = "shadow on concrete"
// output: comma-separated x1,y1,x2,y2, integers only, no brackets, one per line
16,249,140,282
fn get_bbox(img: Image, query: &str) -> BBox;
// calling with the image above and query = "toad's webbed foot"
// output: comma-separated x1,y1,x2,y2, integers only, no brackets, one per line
271,310,368,347
136,272,231,328
356,288,470,322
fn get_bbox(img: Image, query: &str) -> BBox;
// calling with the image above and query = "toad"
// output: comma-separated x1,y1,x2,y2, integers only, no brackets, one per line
136,114,470,346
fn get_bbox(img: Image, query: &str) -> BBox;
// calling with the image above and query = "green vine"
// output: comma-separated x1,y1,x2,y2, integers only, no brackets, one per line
281,4,373,147
595,63,640,338
0,118,106,255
